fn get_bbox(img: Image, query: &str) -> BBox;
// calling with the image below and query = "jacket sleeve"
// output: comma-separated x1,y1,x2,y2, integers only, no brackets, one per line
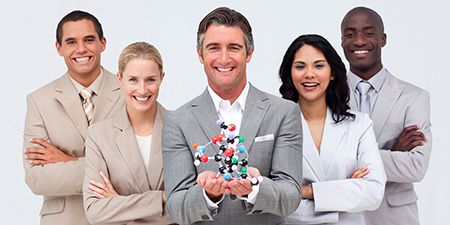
249,103,303,216
313,116,386,213
83,128,165,224
379,90,432,183
162,112,214,225
23,94,84,196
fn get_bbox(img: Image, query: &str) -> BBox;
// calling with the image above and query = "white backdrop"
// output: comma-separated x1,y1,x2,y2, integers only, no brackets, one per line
1,0,448,224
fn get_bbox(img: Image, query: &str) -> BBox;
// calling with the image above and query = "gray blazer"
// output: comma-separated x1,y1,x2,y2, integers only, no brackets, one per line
23,69,124,225
348,71,432,225
83,103,174,225
162,85,303,225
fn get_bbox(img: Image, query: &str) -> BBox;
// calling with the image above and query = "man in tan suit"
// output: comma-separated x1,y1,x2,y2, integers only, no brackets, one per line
23,10,124,225
341,7,432,225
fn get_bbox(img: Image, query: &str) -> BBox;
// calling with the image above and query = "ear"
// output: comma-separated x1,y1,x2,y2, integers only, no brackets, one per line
56,41,63,56
116,73,122,82
381,33,387,47
160,72,165,82
100,37,107,52
197,47,204,64
246,48,254,63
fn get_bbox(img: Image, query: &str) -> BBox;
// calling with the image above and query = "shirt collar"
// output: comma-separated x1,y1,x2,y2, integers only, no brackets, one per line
348,67,387,93
207,82,250,113
69,67,104,95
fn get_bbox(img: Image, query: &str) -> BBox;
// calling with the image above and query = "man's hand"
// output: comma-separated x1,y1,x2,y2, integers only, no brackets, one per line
392,125,426,152
301,183,313,199
24,138,77,165
350,167,369,179
89,171,119,198
227,167,262,197
197,170,227,202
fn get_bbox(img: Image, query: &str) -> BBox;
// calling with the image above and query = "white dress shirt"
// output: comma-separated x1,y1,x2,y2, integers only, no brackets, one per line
203,82,259,208
135,135,152,168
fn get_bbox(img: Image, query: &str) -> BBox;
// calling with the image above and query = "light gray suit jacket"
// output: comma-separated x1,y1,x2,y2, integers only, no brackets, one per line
348,71,432,225
162,85,303,225
83,103,174,225
285,109,386,225
23,69,124,225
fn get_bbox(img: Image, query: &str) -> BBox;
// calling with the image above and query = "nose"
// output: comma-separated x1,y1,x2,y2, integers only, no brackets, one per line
219,49,231,63
77,41,88,53
304,66,315,79
137,81,148,94
353,33,367,47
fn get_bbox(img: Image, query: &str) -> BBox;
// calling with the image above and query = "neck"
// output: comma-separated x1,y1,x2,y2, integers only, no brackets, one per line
299,98,327,122
212,81,246,105
69,67,101,87
127,103,157,136
350,63,383,81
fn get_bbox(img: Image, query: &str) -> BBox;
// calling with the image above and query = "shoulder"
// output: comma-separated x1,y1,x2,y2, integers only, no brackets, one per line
27,74,66,99
387,71,429,98
251,85,298,110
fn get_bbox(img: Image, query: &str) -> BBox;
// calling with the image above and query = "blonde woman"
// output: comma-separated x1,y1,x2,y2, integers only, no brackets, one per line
83,42,174,224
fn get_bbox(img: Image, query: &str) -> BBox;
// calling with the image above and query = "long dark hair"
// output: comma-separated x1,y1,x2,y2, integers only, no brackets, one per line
279,34,354,123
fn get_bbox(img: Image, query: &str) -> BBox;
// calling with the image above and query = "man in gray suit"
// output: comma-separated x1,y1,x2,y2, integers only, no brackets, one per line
340,7,432,225
23,11,123,225
162,7,302,225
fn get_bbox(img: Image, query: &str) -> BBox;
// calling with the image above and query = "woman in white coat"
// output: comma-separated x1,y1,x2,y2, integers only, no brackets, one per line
278,34,386,225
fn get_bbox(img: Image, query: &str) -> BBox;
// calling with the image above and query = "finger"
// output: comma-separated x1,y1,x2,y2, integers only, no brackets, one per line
29,159,47,166
89,184,107,195
90,180,106,189
31,138,52,148
25,147,46,155
99,171,114,191
25,153,47,161
402,125,419,132
92,191,106,199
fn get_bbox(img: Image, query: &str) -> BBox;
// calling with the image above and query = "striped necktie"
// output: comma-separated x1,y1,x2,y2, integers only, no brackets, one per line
80,88,94,124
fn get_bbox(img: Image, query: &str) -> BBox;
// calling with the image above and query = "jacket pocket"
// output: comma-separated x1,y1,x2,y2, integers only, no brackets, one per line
386,189,418,206
40,196,65,216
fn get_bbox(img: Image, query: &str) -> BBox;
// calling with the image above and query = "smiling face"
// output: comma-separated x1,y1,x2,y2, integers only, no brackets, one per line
291,44,333,105
341,9,386,79
118,58,163,114
56,19,106,84
197,24,253,99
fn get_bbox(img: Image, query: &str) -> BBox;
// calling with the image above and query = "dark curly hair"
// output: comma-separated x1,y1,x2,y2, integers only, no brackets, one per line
279,34,354,123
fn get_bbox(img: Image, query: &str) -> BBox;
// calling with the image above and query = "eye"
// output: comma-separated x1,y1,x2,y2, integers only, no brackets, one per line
344,32,354,38
294,64,305,70
146,78,156,83
229,45,241,51
128,78,138,82
315,63,325,69
65,40,76,45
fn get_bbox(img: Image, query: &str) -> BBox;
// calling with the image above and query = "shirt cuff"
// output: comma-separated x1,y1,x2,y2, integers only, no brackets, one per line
202,188,225,209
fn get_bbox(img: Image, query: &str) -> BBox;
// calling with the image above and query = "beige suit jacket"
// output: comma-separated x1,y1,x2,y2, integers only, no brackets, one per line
349,71,432,225
83,103,174,225
23,69,124,225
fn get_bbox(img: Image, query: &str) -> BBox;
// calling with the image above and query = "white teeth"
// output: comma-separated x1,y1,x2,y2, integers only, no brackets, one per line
217,67,232,72
303,83,318,87
354,50,369,54
135,96,149,101
75,57,89,62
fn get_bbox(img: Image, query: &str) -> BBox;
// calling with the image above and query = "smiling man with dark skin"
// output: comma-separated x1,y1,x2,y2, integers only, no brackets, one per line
341,6,432,225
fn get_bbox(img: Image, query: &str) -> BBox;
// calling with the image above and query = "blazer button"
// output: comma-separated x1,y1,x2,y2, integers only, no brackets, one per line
201,215,210,220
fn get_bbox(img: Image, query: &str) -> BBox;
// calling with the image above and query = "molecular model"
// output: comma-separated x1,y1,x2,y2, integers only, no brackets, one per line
193,119,250,181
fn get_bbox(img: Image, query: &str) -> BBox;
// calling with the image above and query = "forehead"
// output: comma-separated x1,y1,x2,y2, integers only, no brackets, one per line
342,11,382,30
61,19,98,39
294,45,326,60
202,24,246,45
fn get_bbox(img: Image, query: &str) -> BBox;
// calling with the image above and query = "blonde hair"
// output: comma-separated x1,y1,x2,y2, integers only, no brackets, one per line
118,42,163,77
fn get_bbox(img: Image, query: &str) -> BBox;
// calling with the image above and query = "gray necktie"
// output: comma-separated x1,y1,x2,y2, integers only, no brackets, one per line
356,81,373,115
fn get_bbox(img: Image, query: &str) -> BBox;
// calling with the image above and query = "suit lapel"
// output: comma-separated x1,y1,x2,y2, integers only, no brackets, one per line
320,109,348,174
54,74,89,138
190,89,221,153
147,103,166,190
92,70,122,123
240,85,269,153
372,72,402,138
113,109,150,193
301,114,326,181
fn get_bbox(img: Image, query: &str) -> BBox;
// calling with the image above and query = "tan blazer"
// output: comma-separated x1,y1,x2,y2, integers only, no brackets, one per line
23,69,124,225
349,71,432,225
83,103,174,225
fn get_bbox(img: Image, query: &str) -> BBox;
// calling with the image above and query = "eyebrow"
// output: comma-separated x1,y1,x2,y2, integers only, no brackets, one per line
293,59,327,64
